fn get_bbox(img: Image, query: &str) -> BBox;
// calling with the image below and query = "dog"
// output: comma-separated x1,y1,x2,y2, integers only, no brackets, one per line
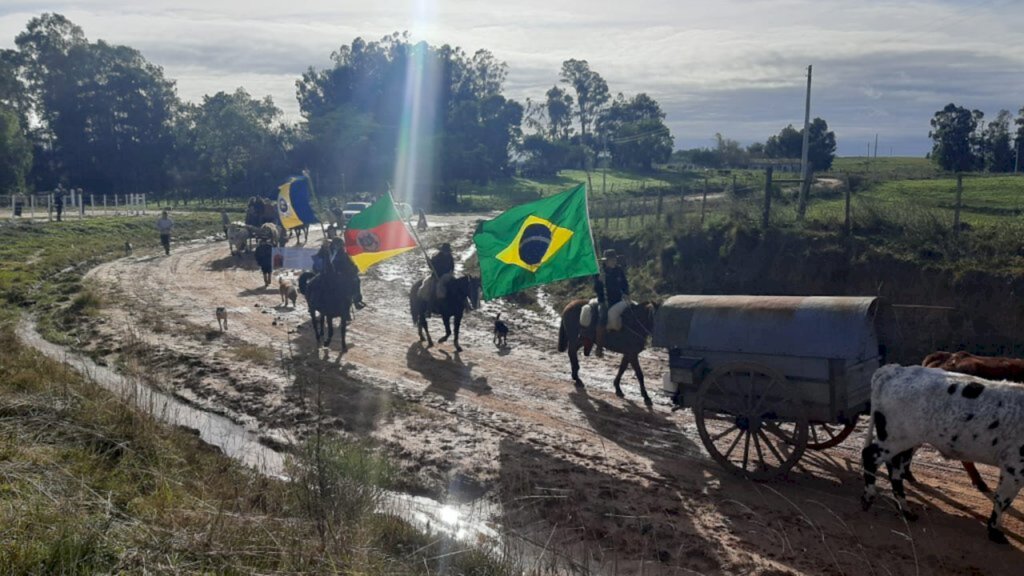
493,313,508,347
279,276,297,307
124,240,133,256
216,307,228,331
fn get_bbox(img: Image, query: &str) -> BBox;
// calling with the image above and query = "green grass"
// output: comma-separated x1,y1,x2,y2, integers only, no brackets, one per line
830,156,941,179
0,213,222,342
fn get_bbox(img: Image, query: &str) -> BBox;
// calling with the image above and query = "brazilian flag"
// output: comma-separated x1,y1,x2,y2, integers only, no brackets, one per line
473,183,598,300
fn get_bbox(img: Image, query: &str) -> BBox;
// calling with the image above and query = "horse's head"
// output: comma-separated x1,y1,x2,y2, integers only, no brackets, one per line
636,301,660,335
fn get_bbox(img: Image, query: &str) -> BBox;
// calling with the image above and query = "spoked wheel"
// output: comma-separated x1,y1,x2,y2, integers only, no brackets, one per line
694,363,808,480
805,420,858,450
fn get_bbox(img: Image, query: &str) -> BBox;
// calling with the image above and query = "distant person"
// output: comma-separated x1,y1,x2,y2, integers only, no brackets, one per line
220,209,230,239
54,187,64,222
417,209,428,232
156,210,174,255
325,223,338,239
77,188,85,215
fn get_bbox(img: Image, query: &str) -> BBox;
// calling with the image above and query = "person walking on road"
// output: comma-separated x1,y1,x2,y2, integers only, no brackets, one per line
54,187,64,222
220,209,230,239
156,210,174,255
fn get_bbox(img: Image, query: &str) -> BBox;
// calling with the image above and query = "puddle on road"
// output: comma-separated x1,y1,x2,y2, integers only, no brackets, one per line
16,318,502,554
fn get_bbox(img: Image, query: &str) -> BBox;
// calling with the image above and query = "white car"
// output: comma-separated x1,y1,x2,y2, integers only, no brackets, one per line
341,201,371,222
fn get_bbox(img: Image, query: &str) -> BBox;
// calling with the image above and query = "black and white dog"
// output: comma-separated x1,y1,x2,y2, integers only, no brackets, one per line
493,313,508,347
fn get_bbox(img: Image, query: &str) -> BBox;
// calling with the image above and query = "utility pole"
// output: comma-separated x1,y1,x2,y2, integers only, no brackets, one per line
797,64,813,220
874,134,879,159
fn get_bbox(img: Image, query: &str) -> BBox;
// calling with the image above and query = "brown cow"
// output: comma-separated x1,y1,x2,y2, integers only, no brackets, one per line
917,351,1024,493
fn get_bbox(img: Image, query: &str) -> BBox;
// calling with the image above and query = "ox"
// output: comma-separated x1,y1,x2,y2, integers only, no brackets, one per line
862,364,1024,544
915,351,1024,493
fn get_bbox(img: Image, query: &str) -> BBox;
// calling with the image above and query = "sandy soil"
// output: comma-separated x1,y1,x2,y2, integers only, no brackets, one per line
82,215,1023,575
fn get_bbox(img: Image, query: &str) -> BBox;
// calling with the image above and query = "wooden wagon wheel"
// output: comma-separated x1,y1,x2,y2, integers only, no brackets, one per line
694,363,808,480
804,419,858,450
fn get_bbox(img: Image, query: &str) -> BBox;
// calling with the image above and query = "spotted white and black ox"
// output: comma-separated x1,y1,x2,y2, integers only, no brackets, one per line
862,364,1024,544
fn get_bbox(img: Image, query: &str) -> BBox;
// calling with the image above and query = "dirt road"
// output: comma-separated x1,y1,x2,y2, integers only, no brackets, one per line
83,215,1023,574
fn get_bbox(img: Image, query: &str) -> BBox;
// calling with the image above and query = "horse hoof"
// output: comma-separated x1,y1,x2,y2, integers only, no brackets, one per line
455,346,463,353
615,389,624,398
573,379,585,389
643,396,653,407
989,527,1010,545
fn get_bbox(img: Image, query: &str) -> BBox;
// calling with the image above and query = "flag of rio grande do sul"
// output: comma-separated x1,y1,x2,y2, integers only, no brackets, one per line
343,195,418,272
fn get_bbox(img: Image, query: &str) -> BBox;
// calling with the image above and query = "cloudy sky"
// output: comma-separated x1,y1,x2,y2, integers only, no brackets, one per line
3,0,1023,156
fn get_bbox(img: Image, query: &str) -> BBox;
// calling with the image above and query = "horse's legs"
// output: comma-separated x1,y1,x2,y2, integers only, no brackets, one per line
452,312,463,352
310,309,322,344
323,315,333,347
569,346,583,387
339,316,347,352
418,310,433,347
438,314,452,344
613,356,629,398
631,355,652,406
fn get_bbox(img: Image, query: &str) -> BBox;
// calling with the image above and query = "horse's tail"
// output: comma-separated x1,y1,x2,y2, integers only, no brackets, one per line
557,320,568,353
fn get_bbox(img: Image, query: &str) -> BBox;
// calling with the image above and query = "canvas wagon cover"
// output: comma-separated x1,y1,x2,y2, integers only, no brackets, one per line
653,295,880,362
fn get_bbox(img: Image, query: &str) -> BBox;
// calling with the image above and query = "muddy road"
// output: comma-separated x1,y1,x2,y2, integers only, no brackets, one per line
82,214,1022,575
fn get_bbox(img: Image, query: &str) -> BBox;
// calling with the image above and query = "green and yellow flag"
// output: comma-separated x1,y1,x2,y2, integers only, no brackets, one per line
473,183,598,300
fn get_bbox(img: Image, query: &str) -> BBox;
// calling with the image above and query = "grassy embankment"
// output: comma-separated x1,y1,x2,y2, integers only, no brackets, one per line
0,213,512,574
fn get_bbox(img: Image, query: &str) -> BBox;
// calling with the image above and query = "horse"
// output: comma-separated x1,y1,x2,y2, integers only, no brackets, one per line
409,274,481,352
558,299,659,406
298,269,359,351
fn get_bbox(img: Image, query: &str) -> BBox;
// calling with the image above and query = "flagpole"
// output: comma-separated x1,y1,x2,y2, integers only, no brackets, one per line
304,170,327,240
388,183,436,277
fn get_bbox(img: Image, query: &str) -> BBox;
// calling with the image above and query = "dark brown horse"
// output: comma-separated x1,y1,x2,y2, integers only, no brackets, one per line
558,299,658,405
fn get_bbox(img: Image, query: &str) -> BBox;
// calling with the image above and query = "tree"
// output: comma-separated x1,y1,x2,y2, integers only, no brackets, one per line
805,118,837,171
929,103,983,172
984,109,1015,172
0,107,31,193
544,86,573,140
559,59,609,144
180,89,288,200
15,14,178,195
764,118,836,171
597,93,673,170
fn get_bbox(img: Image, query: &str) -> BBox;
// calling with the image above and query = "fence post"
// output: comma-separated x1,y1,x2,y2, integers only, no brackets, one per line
732,174,737,196
954,173,963,239
844,172,852,237
656,188,664,221
763,167,774,229
617,199,622,229
604,200,610,229
30,194,35,219
700,177,708,225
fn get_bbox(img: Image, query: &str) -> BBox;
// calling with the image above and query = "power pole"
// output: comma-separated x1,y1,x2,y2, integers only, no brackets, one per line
874,133,879,159
797,65,813,220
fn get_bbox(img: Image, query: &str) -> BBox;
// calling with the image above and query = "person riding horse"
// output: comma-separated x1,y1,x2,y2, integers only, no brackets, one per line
313,238,365,318
594,249,630,358
419,243,455,304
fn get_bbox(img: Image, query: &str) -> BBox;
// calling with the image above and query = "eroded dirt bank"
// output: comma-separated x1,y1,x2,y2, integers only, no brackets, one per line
79,215,1023,575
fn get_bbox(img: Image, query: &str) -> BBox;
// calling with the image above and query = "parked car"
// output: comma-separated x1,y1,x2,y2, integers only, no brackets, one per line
341,201,371,223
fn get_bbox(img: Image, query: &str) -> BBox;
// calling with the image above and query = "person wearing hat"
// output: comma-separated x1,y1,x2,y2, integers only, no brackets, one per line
593,248,630,358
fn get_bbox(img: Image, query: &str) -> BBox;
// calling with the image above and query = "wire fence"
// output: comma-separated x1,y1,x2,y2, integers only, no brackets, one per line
1,192,148,221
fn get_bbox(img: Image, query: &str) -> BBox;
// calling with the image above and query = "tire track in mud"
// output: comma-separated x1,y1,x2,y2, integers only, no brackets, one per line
84,216,1024,575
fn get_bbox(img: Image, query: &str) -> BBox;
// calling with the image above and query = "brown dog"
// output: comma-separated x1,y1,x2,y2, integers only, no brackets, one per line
216,307,228,331
279,276,297,307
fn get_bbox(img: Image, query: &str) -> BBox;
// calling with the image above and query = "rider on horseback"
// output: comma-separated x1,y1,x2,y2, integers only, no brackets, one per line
594,249,630,358
420,243,455,303
315,237,365,313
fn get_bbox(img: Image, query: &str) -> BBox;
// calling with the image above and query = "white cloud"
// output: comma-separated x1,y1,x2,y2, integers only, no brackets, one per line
2,0,1023,154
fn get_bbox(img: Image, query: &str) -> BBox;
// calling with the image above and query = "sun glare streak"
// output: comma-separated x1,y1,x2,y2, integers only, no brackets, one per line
392,1,440,209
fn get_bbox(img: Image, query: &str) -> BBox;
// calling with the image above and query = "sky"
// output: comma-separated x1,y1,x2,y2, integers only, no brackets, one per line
2,0,1023,156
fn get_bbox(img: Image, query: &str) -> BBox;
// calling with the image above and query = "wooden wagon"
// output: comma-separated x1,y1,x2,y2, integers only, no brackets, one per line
652,295,882,479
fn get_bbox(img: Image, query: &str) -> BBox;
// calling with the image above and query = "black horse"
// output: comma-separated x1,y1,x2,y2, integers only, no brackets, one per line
409,275,481,352
299,269,360,351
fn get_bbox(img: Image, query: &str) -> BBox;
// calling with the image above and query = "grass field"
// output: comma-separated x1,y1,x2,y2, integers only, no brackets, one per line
830,156,941,179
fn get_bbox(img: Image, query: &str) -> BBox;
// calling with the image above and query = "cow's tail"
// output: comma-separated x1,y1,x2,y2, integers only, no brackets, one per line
557,321,567,353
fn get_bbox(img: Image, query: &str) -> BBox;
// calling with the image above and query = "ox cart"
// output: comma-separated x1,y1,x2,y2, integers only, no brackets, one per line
653,296,882,479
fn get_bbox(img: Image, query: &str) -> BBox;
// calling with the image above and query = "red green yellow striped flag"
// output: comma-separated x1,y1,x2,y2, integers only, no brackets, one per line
344,195,418,272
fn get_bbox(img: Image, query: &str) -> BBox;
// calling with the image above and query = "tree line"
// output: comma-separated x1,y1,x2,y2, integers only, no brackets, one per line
929,103,1024,173
0,14,680,202
672,120,838,172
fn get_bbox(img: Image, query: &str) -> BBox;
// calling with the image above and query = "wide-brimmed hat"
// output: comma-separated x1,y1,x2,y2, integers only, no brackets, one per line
439,243,452,253
601,249,619,261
